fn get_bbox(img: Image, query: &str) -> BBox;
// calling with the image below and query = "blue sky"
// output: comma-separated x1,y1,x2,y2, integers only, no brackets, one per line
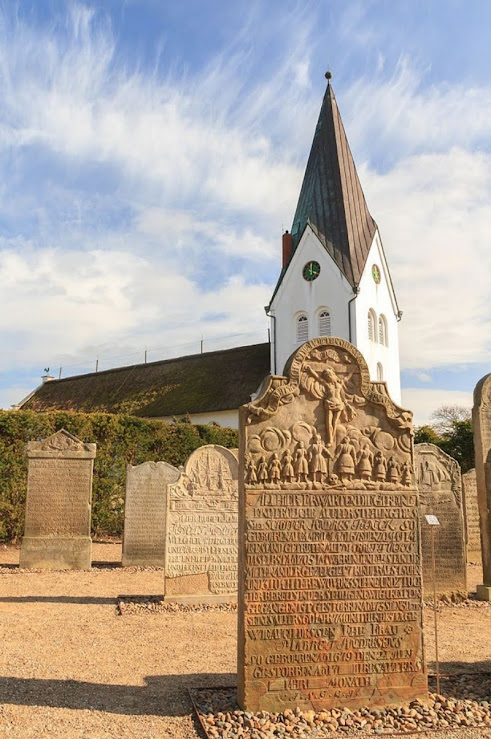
0,0,489,424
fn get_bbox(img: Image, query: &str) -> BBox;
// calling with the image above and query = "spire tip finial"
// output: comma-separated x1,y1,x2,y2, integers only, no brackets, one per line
325,70,332,81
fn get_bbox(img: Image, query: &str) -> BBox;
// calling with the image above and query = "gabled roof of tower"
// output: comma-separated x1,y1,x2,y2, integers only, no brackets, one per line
289,77,377,287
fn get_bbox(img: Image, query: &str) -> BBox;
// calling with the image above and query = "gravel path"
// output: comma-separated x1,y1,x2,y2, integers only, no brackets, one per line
0,545,489,738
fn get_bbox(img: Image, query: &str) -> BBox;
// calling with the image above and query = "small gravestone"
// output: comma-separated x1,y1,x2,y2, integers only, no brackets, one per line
164,445,238,602
122,461,180,567
473,373,491,600
238,337,427,712
414,444,466,599
462,468,481,564
20,429,96,570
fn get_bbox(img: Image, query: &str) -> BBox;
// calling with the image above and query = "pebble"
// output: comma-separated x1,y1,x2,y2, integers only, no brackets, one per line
193,673,491,737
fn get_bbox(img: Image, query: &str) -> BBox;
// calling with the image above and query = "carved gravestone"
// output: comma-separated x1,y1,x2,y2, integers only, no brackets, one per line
20,429,96,570
462,469,481,564
473,373,491,600
414,444,466,599
164,445,238,601
122,461,180,567
238,338,427,712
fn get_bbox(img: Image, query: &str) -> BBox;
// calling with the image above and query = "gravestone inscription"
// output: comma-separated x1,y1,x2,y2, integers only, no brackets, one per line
164,445,238,601
122,461,180,567
473,373,491,600
20,429,96,570
238,337,427,712
462,468,481,564
414,444,466,599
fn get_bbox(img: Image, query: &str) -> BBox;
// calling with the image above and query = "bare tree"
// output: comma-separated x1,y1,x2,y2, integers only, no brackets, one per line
429,405,471,435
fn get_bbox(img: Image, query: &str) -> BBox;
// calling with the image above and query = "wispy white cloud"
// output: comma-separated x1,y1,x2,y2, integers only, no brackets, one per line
401,388,473,427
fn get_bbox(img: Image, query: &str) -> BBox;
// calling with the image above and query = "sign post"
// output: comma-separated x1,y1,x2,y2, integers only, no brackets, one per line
425,514,441,694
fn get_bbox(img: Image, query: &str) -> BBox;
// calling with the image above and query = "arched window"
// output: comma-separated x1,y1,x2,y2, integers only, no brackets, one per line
378,314,388,346
377,362,384,381
296,314,309,344
368,310,377,342
318,309,331,337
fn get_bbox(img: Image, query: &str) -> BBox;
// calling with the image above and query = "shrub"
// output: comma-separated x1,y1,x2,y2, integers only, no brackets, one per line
0,410,238,542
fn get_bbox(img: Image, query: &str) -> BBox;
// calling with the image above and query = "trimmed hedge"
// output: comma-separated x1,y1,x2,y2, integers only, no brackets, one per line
0,410,238,542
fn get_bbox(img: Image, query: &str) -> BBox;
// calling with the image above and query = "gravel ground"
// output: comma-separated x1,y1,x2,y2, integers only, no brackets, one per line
0,545,489,738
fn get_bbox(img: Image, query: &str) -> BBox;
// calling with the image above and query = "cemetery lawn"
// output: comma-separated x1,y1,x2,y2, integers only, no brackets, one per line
0,544,490,739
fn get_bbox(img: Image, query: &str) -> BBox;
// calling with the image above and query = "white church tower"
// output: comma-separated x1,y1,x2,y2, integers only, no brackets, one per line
267,74,402,402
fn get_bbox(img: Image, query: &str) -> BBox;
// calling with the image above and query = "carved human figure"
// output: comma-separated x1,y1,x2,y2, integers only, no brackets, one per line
257,456,268,484
304,365,354,445
356,443,373,481
373,451,387,482
401,460,412,487
335,436,357,482
294,442,309,483
268,453,281,485
245,454,257,485
309,433,329,482
282,449,295,483
387,456,400,485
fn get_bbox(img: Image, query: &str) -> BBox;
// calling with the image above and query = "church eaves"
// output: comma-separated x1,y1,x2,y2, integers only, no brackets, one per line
290,77,377,287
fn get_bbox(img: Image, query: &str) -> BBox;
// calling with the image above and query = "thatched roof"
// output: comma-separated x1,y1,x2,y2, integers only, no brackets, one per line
21,343,270,418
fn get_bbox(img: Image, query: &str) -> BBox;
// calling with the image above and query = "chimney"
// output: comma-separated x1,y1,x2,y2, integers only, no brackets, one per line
41,374,54,384
282,230,293,267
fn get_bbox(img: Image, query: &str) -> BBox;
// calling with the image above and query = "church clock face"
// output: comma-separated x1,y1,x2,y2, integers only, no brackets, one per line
302,260,321,281
372,264,381,284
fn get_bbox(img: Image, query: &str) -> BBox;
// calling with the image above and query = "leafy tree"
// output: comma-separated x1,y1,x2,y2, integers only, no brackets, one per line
414,425,442,446
440,419,474,473
429,405,471,435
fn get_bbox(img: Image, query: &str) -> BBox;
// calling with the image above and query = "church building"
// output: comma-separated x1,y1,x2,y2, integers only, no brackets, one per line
17,76,402,427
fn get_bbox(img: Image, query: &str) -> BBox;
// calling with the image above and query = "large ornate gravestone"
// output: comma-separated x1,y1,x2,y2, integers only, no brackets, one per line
414,444,466,599
20,429,96,570
122,461,180,567
238,338,427,712
462,469,481,564
164,445,238,601
473,373,491,600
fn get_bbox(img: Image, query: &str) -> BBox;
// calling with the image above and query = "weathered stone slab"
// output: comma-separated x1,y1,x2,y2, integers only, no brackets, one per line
238,337,427,712
122,461,180,567
164,445,238,601
20,429,96,570
473,373,491,599
414,444,466,599
462,468,481,564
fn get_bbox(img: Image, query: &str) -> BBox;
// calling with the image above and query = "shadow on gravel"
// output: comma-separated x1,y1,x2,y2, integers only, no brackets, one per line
0,596,116,604
0,673,236,716
435,661,491,675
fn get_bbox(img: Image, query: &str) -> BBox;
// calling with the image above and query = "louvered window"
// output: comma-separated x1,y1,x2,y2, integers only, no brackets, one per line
318,310,331,337
378,315,388,346
296,314,309,344
377,362,384,381
368,310,377,342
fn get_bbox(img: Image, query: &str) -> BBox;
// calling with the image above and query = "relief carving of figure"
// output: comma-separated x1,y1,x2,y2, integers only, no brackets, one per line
268,453,281,485
373,451,387,482
387,456,400,485
356,443,373,481
257,456,268,485
335,435,357,483
303,365,355,445
294,442,309,483
245,454,257,485
401,460,412,487
309,433,330,483
282,449,295,483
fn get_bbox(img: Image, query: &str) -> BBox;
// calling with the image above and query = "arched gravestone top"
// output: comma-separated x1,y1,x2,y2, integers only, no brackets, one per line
472,372,491,597
122,461,181,567
414,443,466,599
238,337,426,712
164,445,239,600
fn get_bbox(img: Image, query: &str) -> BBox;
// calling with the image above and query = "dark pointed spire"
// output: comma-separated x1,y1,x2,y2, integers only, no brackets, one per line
290,76,377,286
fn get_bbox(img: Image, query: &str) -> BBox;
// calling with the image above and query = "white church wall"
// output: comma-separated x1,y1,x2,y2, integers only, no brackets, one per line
354,234,401,403
269,226,353,375
157,409,239,429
